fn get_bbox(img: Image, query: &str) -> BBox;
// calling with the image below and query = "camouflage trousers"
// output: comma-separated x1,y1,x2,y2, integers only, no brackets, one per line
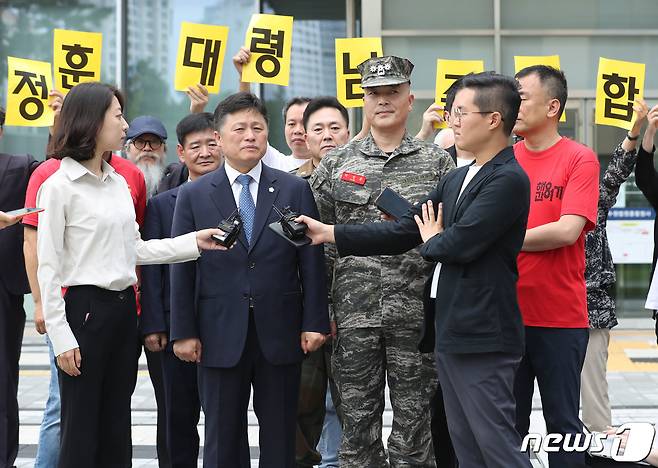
333,327,438,468
296,341,342,467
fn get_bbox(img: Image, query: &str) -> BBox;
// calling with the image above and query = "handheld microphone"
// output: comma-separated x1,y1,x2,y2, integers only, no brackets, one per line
212,210,243,248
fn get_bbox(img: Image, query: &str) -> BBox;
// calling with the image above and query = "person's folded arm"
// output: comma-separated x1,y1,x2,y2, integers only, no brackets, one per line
523,157,599,252
521,214,588,252
419,170,529,263
334,181,445,258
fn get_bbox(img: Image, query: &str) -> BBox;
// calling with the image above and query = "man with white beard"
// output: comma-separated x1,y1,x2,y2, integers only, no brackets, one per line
125,115,171,467
126,116,168,199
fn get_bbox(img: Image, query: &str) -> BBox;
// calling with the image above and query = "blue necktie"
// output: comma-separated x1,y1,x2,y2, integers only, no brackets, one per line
237,174,255,244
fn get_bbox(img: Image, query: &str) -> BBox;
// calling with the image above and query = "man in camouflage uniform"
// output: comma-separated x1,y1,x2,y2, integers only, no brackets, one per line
310,56,454,467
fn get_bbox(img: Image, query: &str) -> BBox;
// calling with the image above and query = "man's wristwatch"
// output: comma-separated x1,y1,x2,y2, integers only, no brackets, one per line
627,133,640,141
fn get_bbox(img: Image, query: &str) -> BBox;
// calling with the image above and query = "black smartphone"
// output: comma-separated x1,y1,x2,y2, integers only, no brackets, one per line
374,188,413,220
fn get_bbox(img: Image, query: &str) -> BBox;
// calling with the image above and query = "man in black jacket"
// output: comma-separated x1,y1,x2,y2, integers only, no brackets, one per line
141,112,221,466
0,106,40,468
299,72,532,468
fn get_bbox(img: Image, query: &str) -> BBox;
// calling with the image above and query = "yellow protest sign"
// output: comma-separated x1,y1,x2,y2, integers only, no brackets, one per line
5,57,54,127
434,59,484,129
242,14,293,86
595,57,645,131
174,22,229,94
514,55,565,122
53,29,102,94
335,37,383,108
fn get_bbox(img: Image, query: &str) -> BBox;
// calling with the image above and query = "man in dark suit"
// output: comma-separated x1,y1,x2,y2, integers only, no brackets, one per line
141,112,221,467
299,72,533,468
0,106,40,468
170,92,329,468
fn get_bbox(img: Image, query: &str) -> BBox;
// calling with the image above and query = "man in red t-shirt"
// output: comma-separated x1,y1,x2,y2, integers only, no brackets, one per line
22,152,146,466
513,65,599,468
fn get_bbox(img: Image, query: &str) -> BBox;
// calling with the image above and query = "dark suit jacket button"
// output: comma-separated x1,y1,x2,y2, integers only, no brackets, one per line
249,262,255,269
118,293,125,300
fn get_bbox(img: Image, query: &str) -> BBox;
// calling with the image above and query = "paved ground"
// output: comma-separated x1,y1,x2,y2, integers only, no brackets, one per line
15,319,658,467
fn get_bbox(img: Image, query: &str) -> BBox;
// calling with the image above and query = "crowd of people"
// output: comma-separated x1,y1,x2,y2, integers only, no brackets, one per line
0,45,658,468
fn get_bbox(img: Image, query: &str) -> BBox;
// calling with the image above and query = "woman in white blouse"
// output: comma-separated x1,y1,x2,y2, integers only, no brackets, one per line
36,82,224,468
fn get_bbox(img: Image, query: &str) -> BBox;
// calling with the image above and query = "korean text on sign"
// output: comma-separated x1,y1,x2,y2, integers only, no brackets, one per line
335,37,383,108
5,57,54,127
595,57,645,131
175,22,229,94
514,55,565,122
53,29,102,94
242,14,293,86
434,59,484,129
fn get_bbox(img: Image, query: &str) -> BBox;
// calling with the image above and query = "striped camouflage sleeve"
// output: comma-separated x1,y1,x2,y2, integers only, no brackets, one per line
599,141,638,213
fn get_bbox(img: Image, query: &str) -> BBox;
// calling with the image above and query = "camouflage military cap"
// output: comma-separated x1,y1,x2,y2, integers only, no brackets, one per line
357,56,414,88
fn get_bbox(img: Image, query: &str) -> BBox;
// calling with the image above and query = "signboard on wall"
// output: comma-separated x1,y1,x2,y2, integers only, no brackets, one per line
606,207,654,264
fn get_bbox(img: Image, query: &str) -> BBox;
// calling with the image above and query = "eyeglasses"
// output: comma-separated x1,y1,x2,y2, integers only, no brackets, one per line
132,137,163,151
451,108,502,123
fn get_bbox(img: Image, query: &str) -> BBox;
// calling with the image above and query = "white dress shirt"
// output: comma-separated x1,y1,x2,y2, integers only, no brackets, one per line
224,160,262,207
456,156,475,168
430,163,482,298
37,157,201,356
261,144,307,172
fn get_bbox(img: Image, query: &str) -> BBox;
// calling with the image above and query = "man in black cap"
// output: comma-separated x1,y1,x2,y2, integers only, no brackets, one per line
308,56,454,467
125,115,171,467
126,116,168,199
